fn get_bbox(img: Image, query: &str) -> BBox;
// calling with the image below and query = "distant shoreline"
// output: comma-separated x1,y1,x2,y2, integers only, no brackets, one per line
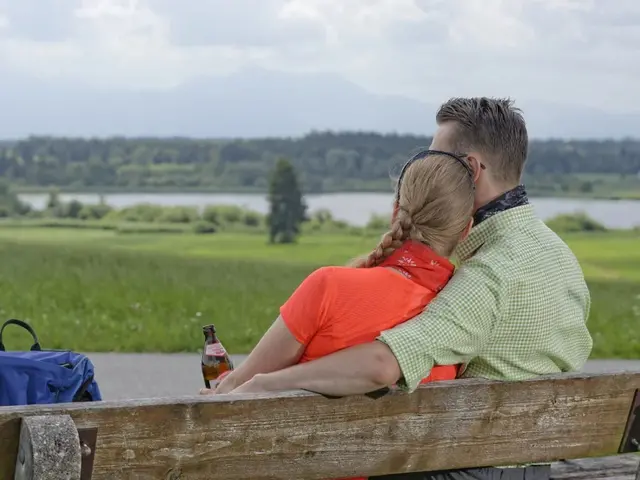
14,186,640,201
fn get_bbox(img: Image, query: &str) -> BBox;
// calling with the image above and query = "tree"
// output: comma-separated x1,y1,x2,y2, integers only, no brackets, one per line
0,179,30,216
46,188,61,210
267,158,306,244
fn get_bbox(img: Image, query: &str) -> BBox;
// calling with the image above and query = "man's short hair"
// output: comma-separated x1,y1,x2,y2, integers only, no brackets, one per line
436,97,528,185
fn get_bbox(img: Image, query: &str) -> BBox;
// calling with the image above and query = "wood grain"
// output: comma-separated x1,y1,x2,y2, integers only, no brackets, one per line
0,372,638,480
551,455,639,479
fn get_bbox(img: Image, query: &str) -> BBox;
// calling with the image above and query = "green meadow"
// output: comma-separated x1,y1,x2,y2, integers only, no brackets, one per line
0,227,637,358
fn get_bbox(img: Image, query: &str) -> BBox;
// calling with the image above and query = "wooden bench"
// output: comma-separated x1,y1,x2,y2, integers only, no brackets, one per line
1,371,638,479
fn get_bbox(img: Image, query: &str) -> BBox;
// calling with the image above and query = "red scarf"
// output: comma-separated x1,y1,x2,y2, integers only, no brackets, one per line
377,240,454,292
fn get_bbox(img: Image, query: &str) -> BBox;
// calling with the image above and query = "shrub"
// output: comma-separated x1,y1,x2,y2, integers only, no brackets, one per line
78,203,112,220
202,205,265,229
63,200,84,219
201,206,222,226
217,205,245,224
193,221,217,235
0,180,31,216
303,217,350,234
104,204,165,223
546,212,607,233
243,211,263,227
365,213,389,231
157,206,199,224
310,209,334,224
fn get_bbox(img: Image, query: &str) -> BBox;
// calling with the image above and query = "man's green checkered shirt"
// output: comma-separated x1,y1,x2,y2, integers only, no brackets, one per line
379,204,593,392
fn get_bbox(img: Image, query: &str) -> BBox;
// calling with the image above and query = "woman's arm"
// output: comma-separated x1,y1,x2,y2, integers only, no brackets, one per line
204,267,331,394
205,316,305,394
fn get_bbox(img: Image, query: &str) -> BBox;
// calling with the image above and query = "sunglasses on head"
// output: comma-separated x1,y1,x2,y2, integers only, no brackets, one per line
395,149,485,201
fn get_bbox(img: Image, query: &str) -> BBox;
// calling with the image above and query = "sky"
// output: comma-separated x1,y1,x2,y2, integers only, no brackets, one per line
0,0,638,132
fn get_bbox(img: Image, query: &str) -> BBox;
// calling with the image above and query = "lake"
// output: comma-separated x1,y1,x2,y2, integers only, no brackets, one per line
18,192,640,229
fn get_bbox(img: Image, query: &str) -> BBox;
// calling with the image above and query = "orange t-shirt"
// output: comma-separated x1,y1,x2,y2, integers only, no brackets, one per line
280,251,458,480
280,264,458,383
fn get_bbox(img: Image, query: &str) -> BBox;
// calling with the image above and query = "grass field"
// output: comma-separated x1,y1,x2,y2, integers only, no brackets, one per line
0,227,637,358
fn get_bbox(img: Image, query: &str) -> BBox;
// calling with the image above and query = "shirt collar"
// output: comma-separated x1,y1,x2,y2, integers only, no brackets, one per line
455,198,536,263
473,184,529,226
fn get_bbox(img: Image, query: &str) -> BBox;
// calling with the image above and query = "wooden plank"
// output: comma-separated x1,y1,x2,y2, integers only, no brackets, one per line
0,372,638,480
551,455,639,479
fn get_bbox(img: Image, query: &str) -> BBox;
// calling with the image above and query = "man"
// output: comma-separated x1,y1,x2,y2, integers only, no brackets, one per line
224,97,594,479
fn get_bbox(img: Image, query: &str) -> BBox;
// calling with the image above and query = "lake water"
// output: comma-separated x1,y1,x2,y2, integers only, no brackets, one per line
18,192,640,229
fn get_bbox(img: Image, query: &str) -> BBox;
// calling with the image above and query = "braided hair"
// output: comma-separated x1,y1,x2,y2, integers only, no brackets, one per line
360,207,412,267
350,151,475,268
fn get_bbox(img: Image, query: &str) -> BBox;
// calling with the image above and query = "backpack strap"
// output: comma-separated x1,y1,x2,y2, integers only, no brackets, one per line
0,319,42,352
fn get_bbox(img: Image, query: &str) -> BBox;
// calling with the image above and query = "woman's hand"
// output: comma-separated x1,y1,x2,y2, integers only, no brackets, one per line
198,316,304,397
214,372,241,394
199,371,239,395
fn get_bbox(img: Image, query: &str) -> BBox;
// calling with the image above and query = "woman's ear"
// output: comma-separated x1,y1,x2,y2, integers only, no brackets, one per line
460,217,474,241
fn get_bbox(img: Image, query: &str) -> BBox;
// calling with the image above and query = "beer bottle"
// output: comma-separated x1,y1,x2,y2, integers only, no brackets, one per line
201,324,234,389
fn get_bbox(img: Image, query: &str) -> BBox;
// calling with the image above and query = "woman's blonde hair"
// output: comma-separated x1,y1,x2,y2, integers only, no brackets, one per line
352,152,475,268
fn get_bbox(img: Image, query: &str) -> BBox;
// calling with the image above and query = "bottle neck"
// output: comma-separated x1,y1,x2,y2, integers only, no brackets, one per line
203,324,217,339
203,330,217,342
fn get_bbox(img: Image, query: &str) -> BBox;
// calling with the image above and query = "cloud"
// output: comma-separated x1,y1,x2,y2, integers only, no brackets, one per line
0,0,638,112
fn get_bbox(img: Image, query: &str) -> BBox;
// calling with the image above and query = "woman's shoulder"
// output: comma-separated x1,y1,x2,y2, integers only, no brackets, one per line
307,265,406,289
298,266,395,311
304,266,351,284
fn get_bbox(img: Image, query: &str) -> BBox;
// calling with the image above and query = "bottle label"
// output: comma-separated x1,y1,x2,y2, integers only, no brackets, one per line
206,343,227,357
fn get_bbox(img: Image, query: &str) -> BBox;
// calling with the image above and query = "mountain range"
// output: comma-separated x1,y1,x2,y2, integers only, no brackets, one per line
1,67,638,140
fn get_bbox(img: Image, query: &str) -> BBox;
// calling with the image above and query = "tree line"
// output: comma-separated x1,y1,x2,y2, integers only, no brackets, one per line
0,133,639,192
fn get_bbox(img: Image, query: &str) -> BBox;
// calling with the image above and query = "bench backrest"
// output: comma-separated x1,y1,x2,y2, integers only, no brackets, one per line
1,371,639,479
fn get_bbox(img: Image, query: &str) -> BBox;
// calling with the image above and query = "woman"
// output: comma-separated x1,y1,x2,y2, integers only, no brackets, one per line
204,150,475,400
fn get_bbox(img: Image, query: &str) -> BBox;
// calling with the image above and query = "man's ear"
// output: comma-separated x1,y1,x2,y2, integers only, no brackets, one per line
460,217,474,241
467,154,483,182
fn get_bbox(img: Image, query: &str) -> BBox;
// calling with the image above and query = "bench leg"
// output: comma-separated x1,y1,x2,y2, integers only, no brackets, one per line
14,415,82,480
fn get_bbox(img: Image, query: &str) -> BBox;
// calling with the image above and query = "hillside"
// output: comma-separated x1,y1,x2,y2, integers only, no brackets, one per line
2,69,640,140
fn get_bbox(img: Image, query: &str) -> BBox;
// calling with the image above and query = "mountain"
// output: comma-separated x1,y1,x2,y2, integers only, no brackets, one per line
0,67,638,140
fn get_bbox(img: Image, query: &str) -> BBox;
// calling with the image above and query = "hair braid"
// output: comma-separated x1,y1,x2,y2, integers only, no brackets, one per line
347,151,476,268
360,207,414,268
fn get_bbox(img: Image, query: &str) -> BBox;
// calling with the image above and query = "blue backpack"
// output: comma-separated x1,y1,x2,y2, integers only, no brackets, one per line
0,319,102,406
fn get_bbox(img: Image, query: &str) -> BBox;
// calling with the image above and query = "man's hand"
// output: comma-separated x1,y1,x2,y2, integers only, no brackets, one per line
228,374,271,394
226,341,401,396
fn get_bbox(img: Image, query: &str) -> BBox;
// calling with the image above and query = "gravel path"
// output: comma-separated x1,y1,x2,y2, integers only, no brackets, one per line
87,353,640,400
